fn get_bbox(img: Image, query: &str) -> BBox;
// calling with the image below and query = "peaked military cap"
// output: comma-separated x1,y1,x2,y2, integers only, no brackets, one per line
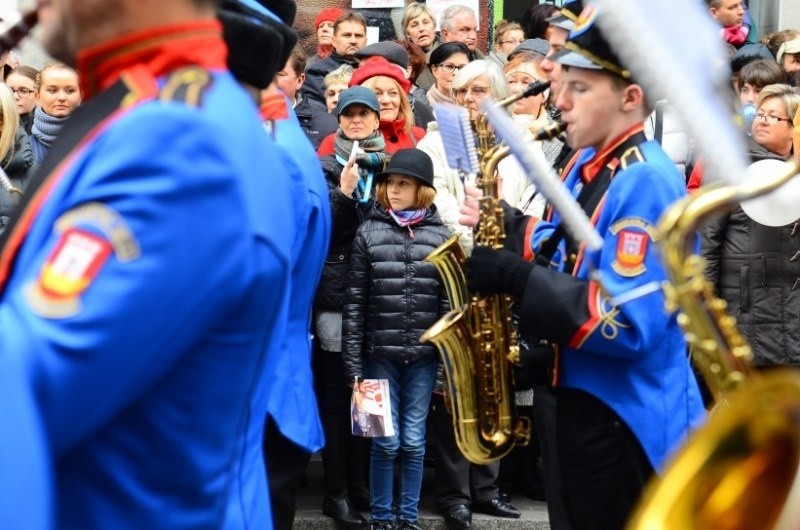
550,3,631,79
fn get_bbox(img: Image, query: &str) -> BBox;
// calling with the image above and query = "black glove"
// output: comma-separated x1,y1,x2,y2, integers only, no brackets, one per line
466,246,534,298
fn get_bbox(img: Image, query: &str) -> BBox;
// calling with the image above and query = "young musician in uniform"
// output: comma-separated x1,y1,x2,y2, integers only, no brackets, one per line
0,0,298,528
463,6,705,529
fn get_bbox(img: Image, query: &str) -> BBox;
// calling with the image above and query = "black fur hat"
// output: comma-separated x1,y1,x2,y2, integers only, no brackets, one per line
218,0,298,89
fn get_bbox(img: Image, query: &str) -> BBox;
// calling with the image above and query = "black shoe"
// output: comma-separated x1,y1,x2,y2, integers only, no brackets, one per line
441,504,471,529
370,520,395,530
322,495,368,527
473,497,521,518
397,521,422,530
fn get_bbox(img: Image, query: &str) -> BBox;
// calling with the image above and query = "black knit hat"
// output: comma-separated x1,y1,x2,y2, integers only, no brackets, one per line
376,148,435,188
550,3,631,79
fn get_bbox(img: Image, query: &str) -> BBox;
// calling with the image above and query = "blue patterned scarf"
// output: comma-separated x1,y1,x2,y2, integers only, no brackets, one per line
334,129,388,203
388,208,427,238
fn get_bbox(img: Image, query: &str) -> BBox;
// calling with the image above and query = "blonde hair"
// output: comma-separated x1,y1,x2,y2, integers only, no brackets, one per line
493,20,523,47
324,64,354,88
757,83,800,123
375,179,436,210
761,29,800,59
360,75,414,133
36,61,79,93
402,2,437,35
0,84,19,167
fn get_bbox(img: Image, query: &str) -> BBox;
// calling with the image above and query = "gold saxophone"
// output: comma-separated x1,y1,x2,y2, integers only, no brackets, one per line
626,148,800,528
421,84,563,464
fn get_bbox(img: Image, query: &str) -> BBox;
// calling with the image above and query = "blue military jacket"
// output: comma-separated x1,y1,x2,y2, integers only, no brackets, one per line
519,126,705,470
223,93,331,529
0,47,297,530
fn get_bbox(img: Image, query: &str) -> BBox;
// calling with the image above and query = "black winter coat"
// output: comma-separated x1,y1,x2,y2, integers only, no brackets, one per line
294,95,338,150
342,203,451,381
700,139,800,367
314,154,378,310
302,51,357,108
0,128,35,232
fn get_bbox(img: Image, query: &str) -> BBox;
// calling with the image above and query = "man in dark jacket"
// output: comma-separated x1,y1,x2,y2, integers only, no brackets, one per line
277,46,337,149
302,11,366,107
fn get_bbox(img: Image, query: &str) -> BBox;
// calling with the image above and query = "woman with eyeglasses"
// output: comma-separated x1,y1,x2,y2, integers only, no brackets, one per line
418,59,544,254
701,83,800,372
5,66,38,135
0,83,34,234
426,42,471,106
488,20,525,69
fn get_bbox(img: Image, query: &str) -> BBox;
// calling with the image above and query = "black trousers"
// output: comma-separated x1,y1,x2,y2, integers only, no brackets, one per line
556,388,654,530
431,394,500,511
533,384,573,530
263,416,312,530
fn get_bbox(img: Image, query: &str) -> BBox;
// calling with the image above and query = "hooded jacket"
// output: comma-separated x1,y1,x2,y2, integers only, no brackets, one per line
700,139,800,367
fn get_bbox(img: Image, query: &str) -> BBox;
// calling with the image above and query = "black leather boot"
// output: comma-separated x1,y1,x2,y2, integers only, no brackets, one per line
322,416,367,527
322,494,367,527
348,435,371,512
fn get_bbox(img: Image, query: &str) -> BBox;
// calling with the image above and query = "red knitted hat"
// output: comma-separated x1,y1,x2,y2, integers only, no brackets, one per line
314,8,345,29
349,56,412,94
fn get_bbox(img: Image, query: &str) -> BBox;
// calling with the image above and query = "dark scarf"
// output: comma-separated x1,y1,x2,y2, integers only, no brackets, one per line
32,106,69,149
334,130,388,203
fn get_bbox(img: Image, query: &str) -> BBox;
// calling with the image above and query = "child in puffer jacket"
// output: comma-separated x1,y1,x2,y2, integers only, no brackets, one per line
342,148,450,530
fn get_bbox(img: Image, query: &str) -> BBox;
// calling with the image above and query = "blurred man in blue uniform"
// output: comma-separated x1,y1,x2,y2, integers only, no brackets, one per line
464,5,705,530
0,0,298,528
217,1,331,529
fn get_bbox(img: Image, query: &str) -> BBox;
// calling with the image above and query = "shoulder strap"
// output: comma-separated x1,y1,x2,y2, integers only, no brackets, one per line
654,101,664,145
535,133,649,272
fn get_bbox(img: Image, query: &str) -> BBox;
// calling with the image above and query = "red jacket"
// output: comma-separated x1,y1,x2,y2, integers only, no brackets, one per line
317,117,426,156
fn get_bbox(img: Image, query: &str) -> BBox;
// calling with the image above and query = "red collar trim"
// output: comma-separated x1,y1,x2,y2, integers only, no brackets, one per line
581,123,645,183
76,21,227,99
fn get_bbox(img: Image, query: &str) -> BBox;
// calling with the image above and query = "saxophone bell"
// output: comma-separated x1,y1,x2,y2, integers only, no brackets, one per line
626,160,800,530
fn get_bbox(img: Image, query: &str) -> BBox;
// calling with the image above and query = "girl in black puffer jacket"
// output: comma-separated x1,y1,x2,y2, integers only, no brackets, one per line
342,148,450,530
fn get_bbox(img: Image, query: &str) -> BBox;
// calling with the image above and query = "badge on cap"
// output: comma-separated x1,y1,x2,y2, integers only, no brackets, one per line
25,203,140,318
571,4,598,37
610,218,656,277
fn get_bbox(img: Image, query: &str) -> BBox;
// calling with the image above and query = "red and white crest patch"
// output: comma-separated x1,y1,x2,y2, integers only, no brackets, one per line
24,203,140,319
40,228,112,299
609,218,655,277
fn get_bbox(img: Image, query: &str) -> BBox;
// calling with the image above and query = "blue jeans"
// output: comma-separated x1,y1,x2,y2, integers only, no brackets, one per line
364,357,437,522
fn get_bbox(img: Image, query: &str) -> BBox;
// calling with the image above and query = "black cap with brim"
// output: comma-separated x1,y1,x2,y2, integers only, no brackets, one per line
550,4,631,79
